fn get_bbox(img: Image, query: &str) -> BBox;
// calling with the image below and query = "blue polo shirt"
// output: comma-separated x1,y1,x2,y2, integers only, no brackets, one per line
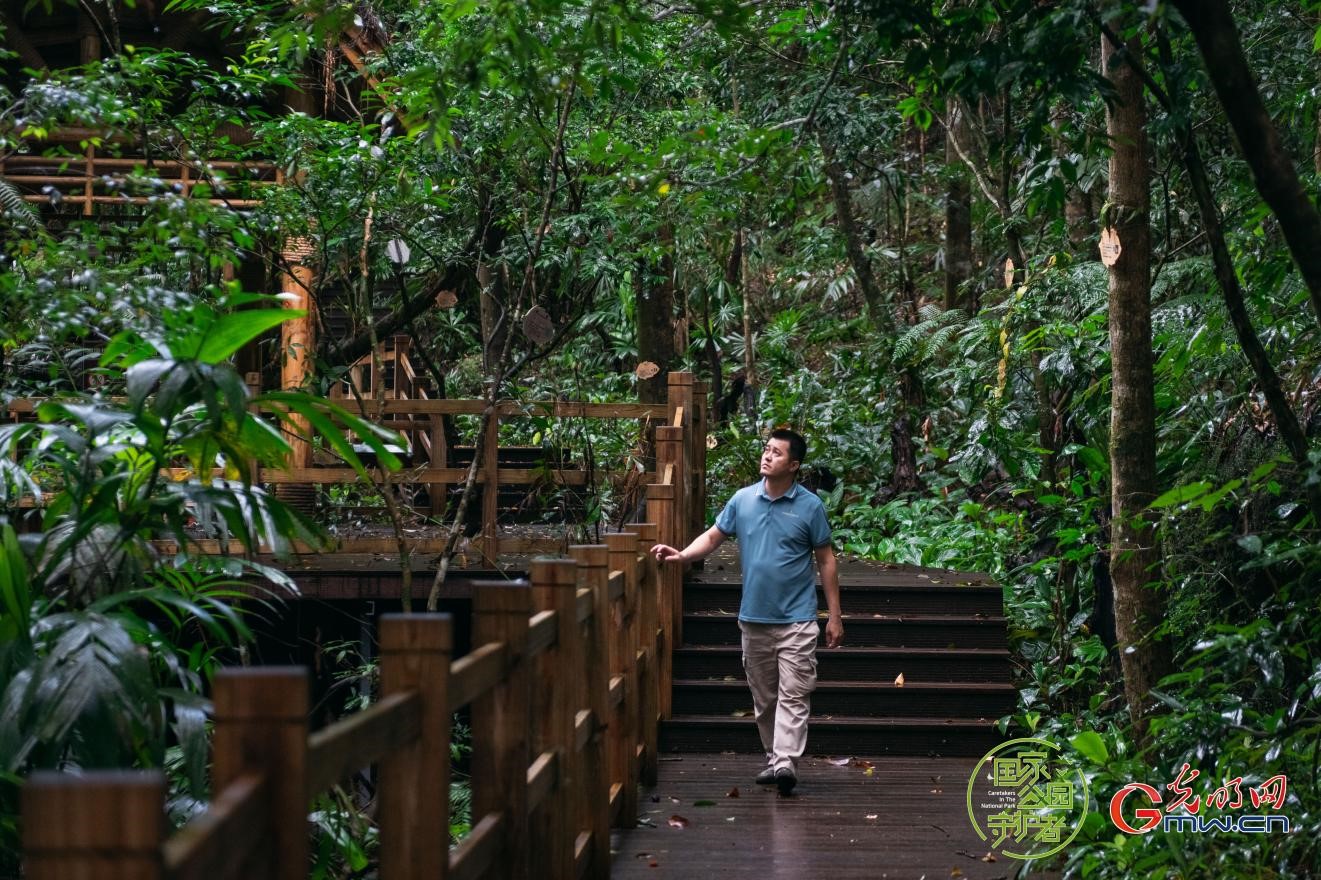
714,480,832,624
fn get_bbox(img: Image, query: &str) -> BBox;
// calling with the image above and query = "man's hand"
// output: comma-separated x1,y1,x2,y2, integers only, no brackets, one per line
824,614,844,648
651,543,684,563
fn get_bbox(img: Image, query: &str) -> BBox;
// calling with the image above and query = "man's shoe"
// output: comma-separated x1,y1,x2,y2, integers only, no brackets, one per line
755,766,777,785
775,767,797,796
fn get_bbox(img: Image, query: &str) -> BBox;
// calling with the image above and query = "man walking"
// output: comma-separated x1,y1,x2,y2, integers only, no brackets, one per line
651,428,843,795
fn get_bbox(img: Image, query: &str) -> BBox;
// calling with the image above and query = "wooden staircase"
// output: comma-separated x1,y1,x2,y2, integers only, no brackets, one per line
660,563,1014,757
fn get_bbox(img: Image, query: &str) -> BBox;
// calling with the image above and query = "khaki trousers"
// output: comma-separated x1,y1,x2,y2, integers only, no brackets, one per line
739,620,819,773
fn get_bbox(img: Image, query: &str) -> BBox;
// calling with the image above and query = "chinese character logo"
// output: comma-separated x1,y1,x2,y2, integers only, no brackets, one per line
966,737,1089,860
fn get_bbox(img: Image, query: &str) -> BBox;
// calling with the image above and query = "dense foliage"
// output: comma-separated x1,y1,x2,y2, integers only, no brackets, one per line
3,0,1320,876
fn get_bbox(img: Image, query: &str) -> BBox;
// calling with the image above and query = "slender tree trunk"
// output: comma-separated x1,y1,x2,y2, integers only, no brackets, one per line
944,102,973,311
822,146,893,334
1102,28,1173,733
1142,30,1321,525
636,224,678,404
739,230,758,421
1170,0,1321,327
823,143,919,494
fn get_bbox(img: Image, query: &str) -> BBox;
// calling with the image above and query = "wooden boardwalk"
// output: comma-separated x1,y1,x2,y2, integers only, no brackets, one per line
611,753,1021,879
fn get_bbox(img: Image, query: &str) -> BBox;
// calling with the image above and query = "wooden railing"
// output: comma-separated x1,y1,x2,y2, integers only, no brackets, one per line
18,374,705,878
3,371,710,566
23,530,674,880
1,128,276,213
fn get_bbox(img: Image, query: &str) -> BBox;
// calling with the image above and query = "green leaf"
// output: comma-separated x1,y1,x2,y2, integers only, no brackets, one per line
1148,481,1213,509
1069,730,1109,765
196,309,298,364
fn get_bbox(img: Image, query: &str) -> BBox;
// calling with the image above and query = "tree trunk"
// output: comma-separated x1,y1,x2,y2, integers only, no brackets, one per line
1146,31,1321,526
822,146,893,334
1102,28,1173,733
636,224,678,404
823,144,920,494
739,230,758,421
944,102,973,311
477,261,506,375
1170,0,1321,327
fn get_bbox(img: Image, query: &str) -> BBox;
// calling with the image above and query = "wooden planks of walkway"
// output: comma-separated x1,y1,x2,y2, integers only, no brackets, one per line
610,753,1040,879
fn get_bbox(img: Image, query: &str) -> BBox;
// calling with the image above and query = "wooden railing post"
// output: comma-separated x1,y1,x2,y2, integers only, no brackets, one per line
392,335,411,400
530,559,580,880
634,522,662,785
472,583,531,880
692,379,709,548
278,237,317,469
605,531,641,827
23,771,167,880
660,423,686,654
212,668,308,880
481,408,500,564
652,426,682,719
568,545,613,880
666,371,696,546
378,614,452,880
430,414,449,517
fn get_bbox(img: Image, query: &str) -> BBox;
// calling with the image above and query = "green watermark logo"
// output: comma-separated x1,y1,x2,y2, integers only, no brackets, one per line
966,737,1089,860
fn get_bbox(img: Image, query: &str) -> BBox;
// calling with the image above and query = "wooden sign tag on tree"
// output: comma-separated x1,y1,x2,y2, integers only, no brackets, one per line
1099,227,1123,266
523,305,555,345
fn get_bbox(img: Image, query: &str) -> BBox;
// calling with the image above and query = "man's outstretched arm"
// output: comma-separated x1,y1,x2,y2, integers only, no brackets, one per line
816,544,844,648
651,525,727,564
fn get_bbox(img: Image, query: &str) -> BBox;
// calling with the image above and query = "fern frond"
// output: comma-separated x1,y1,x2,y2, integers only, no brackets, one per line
0,175,42,229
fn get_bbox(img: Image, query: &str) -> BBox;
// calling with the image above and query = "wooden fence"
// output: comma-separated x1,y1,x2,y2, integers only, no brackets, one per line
24,530,679,880
20,375,706,879
5,371,709,568
0,128,276,213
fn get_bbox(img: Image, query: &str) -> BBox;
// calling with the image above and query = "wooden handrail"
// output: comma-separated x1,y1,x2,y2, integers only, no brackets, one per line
448,641,507,712
305,692,420,796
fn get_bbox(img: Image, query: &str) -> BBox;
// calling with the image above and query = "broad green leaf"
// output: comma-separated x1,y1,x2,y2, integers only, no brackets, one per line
196,309,300,364
1148,482,1213,509
1069,730,1109,765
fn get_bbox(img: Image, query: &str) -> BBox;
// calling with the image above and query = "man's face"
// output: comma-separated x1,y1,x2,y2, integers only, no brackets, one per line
759,438,800,480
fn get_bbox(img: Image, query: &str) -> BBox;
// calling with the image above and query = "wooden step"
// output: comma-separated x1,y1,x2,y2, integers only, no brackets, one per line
680,613,1008,649
671,680,1016,719
672,646,1013,683
682,582,1003,616
659,716,1003,757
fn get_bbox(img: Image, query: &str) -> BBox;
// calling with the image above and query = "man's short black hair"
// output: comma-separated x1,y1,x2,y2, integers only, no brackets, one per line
769,427,807,464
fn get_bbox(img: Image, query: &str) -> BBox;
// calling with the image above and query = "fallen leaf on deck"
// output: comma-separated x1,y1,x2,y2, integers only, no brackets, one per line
864,767,875,777
667,815,689,828
981,852,997,862
950,869,964,878
850,759,875,770
669,797,681,804
865,814,878,820
894,672,905,688
828,757,852,766
727,787,740,798
650,860,659,868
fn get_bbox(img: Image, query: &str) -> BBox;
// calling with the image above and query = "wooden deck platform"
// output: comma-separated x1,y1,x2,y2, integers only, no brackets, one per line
610,752,1050,879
